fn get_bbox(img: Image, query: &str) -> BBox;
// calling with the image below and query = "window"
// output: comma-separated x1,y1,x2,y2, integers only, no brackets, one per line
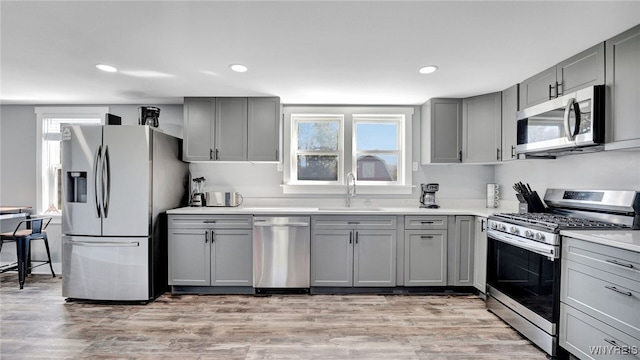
283,106,413,195
353,115,403,184
36,107,106,215
291,115,344,183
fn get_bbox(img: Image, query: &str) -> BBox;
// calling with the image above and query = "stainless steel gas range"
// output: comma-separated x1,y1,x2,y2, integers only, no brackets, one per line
486,189,639,358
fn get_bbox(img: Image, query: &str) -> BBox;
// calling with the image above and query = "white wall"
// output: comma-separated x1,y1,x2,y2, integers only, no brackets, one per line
0,104,182,273
495,151,640,202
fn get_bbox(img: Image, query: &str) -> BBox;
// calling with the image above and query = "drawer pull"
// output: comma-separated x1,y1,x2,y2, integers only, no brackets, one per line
421,235,434,239
420,221,434,224
605,285,632,296
604,338,620,347
203,220,217,224
605,259,634,269
347,221,360,225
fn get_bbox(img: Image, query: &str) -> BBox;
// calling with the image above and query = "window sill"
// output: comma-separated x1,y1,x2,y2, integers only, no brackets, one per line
282,184,414,195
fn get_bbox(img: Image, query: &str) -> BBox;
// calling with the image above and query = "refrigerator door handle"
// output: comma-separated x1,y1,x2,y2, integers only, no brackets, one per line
94,145,103,218
69,239,140,247
103,146,111,218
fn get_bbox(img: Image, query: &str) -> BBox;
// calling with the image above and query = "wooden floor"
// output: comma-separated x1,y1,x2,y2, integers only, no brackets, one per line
1,274,547,359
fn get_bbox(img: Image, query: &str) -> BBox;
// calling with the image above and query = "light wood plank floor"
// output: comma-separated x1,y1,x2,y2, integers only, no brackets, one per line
1,274,547,359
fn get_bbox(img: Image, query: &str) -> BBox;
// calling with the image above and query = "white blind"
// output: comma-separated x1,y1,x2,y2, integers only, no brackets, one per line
43,117,102,141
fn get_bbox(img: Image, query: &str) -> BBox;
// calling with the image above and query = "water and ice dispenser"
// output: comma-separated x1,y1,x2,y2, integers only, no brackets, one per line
66,171,87,203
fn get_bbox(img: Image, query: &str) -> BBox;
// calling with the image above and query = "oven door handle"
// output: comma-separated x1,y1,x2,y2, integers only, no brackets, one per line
489,230,558,260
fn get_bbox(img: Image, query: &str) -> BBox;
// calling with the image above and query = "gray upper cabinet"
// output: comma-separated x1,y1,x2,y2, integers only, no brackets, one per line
462,92,502,163
183,96,281,162
501,84,520,162
248,97,281,161
606,24,640,150
215,98,248,161
519,66,557,110
448,216,474,286
421,98,462,164
183,97,215,161
519,43,605,109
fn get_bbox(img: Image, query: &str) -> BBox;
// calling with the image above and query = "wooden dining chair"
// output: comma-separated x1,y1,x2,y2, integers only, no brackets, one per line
0,216,55,289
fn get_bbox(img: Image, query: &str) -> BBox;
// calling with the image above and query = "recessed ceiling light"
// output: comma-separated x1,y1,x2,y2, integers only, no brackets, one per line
230,64,248,73
418,65,439,74
96,64,118,73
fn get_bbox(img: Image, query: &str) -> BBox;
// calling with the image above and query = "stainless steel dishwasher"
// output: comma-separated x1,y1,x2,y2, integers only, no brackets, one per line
253,216,310,292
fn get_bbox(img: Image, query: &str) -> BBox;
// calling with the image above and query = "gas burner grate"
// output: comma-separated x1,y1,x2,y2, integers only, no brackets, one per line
492,212,628,230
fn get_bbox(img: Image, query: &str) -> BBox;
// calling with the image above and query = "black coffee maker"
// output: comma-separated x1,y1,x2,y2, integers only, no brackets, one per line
139,106,160,127
419,183,440,208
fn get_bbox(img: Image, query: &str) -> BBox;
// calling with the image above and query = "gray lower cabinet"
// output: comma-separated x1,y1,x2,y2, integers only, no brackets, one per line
501,84,519,162
420,98,462,164
606,24,640,150
462,92,502,163
404,216,448,286
311,216,396,287
168,215,253,288
519,42,605,109
448,216,474,286
473,217,487,293
404,230,447,286
560,236,640,359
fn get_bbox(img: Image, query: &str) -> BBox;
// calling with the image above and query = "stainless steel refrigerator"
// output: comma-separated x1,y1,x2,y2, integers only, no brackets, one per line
61,125,188,302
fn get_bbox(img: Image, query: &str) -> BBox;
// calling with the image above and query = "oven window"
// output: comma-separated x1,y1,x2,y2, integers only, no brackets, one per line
487,237,559,323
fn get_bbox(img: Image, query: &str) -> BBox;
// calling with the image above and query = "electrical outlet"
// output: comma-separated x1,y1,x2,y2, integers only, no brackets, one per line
412,162,418,171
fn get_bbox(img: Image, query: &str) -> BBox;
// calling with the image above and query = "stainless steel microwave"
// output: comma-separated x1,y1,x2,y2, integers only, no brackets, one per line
516,85,605,156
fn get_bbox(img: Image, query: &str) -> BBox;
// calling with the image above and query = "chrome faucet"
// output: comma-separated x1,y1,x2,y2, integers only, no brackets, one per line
346,172,356,207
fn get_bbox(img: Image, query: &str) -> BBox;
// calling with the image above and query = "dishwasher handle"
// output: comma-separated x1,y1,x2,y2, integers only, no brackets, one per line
254,222,309,227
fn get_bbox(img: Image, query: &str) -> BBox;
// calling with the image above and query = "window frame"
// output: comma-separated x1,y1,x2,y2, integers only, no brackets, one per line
352,114,404,185
290,114,344,185
35,107,107,216
282,106,414,195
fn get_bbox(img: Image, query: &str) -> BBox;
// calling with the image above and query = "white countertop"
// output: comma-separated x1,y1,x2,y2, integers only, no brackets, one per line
167,204,508,218
560,230,640,253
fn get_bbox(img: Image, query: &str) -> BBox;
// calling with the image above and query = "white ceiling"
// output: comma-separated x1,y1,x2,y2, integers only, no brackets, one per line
1,1,639,106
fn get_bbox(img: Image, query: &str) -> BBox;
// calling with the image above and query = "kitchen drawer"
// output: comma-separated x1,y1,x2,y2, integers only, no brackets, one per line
311,216,396,230
560,303,640,360
562,258,640,340
404,216,448,230
168,215,253,229
563,237,640,283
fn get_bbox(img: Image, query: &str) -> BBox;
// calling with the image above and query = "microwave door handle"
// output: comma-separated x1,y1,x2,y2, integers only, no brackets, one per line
572,101,581,138
563,98,576,141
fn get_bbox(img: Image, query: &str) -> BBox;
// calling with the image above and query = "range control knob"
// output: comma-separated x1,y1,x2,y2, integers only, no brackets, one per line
490,222,498,230
510,226,519,234
525,230,534,238
498,224,506,231
535,233,546,241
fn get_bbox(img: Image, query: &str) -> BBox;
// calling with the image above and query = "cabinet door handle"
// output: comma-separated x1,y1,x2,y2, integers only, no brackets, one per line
605,285,632,296
215,149,219,160
496,148,500,161
605,259,634,269
205,231,209,243
511,145,516,159
481,219,486,232
355,231,359,244
556,81,562,97
421,235,434,239
549,83,556,100
211,231,215,242
458,150,462,162
210,149,214,160
349,232,353,244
